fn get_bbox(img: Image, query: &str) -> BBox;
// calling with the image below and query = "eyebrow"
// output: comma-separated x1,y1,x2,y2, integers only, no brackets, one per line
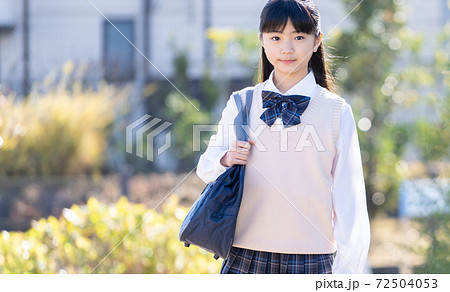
269,30,303,34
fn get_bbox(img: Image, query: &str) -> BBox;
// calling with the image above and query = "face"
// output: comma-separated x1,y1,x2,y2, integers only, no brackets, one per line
260,18,322,83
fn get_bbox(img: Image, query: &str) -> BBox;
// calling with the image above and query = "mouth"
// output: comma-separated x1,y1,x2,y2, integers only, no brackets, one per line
279,59,296,64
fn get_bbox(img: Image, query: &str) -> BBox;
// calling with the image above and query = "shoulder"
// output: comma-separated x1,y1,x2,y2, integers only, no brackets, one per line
229,82,265,108
319,87,355,141
319,85,352,113
319,85,346,104
223,84,259,111
231,82,262,97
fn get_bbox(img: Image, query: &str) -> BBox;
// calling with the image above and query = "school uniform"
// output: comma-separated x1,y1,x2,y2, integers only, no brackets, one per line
196,70,371,274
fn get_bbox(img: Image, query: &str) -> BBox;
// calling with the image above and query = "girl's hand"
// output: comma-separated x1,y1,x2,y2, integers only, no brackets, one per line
220,139,255,167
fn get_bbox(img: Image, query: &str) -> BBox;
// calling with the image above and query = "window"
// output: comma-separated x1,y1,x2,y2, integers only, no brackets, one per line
103,20,135,82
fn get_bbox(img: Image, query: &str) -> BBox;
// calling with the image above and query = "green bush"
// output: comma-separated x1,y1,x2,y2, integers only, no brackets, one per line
0,195,222,273
164,51,213,169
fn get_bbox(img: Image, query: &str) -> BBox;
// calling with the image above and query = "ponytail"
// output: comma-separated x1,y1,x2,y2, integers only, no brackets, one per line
308,43,336,93
258,47,274,85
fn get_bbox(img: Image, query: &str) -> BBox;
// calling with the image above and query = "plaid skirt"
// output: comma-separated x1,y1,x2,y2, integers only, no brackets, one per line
220,246,334,274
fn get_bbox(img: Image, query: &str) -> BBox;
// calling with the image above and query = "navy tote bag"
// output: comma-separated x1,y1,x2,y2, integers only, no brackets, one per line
179,89,253,260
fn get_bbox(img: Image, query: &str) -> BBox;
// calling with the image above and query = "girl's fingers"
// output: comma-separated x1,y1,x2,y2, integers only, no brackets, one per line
231,158,247,165
235,153,248,161
236,140,251,150
240,147,249,153
228,153,246,163
229,147,246,154
228,140,253,161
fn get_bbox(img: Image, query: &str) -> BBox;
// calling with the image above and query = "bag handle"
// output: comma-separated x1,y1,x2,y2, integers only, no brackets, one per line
233,89,253,142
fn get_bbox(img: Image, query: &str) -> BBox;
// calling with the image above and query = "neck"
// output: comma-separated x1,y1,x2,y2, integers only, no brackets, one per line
272,68,309,94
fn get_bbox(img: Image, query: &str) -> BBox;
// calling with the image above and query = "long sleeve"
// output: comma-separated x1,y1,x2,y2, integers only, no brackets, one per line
331,102,371,274
196,94,238,184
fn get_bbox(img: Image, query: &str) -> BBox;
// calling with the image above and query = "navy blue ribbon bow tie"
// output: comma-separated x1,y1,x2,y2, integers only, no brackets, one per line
260,90,311,128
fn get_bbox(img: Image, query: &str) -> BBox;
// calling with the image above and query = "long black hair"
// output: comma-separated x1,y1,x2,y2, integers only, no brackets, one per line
258,0,336,92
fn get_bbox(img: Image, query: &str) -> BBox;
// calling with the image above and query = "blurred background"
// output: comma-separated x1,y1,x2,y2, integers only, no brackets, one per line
0,0,448,273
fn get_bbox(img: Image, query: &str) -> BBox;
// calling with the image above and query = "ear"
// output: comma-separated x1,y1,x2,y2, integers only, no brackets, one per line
313,33,323,53
259,33,264,47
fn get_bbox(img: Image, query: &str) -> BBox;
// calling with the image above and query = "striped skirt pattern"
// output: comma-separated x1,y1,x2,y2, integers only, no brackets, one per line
220,246,334,274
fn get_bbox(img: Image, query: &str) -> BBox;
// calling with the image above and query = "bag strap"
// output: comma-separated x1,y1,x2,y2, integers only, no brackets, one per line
244,89,253,125
233,89,254,142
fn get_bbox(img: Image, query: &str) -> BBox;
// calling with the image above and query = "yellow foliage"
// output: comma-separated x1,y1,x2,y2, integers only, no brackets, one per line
0,82,128,176
206,27,237,57
0,195,223,274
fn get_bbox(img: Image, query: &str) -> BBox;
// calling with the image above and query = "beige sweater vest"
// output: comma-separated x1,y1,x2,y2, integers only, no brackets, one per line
232,82,345,254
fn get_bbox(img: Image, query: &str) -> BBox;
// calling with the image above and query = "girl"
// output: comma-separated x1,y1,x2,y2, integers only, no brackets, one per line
196,0,370,274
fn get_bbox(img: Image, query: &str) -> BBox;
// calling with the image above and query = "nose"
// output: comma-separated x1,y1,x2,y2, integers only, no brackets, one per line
281,40,294,54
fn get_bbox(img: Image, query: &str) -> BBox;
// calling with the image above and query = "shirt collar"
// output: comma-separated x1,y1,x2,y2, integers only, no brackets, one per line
263,69,317,97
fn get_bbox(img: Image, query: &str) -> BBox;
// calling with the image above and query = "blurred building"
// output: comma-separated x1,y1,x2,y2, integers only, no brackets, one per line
0,0,447,96
0,0,348,96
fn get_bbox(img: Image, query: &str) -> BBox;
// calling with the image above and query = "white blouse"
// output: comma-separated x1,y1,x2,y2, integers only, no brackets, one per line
196,70,371,274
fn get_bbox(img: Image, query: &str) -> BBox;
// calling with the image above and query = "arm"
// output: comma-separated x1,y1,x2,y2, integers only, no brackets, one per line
196,94,238,183
331,102,371,274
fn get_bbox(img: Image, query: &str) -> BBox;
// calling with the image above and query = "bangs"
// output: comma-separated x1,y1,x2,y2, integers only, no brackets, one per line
260,1,317,35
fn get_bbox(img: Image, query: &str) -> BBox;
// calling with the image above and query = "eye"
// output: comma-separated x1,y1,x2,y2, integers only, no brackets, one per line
271,36,280,41
295,35,304,40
